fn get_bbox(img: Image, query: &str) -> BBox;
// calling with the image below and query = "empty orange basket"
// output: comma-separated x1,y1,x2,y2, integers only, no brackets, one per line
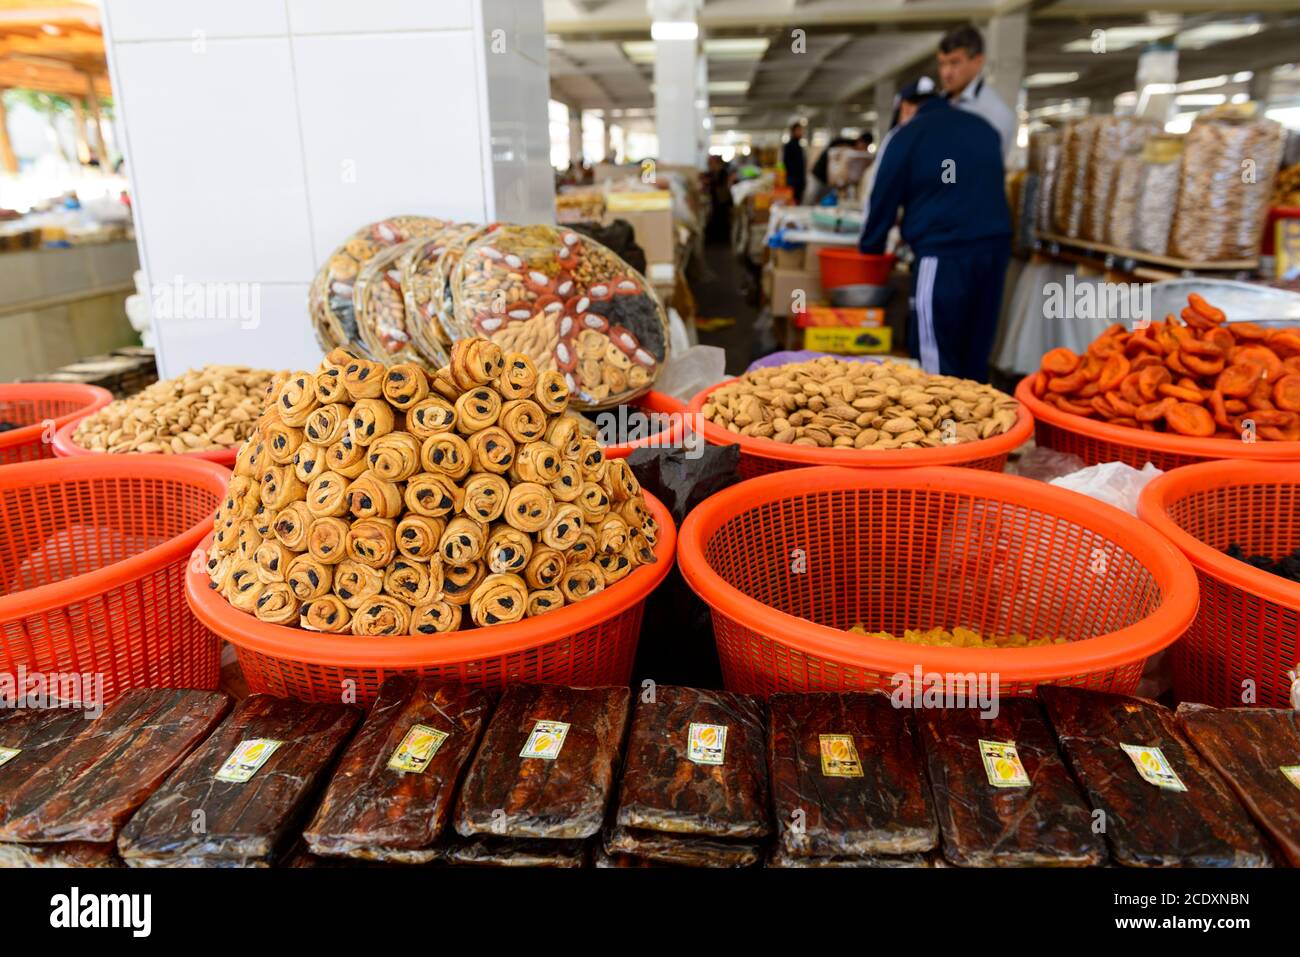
678,466,1198,697
0,455,231,705
1138,460,1300,708
0,383,112,465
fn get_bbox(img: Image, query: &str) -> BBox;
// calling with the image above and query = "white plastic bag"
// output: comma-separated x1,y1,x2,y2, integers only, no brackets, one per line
1049,461,1163,516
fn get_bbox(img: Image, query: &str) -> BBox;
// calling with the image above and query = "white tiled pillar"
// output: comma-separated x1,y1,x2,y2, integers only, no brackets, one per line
102,0,555,376
650,0,702,169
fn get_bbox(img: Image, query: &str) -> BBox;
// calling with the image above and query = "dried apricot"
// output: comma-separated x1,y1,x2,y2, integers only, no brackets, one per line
1216,363,1261,398
1041,347,1079,376
1181,336,1224,358
1135,397,1175,423
1181,307,1216,331
1187,293,1226,324
1097,352,1130,392
1205,327,1235,355
1047,370,1087,393
1273,374,1300,412
1130,354,1165,371
1231,344,1284,382
1166,402,1215,437
1268,331,1300,357
1107,393,1137,417
1181,352,1226,377
1137,365,1170,402
1158,383,1204,403
1209,390,1231,429
1031,373,1048,398
1119,372,1146,407
1166,350,1190,376
1054,396,1096,417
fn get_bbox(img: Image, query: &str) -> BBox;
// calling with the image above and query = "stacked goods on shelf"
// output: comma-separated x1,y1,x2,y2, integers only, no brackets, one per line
1052,117,1103,239
1039,686,1271,868
767,692,937,868
1274,162,1300,207
606,686,770,867
1031,128,1063,236
1133,135,1184,257
117,696,359,867
1081,116,1161,243
202,338,660,637
1105,150,1145,250
1169,109,1285,262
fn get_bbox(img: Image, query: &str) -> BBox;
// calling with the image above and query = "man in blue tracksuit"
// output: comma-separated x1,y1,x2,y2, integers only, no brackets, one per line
858,82,1010,382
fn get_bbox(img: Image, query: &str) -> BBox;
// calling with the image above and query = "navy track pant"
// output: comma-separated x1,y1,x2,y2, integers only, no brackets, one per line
907,244,1010,383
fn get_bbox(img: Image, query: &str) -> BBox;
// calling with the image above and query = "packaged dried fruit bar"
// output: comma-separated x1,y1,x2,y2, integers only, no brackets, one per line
1176,703,1300,867
442,834,588,868
1039,686,1270,868
303,678,492,863
0,840,121,868
768,691,937,859
0,689,231,845
765,845,929,868
116,695,359,867
603,824,762,868
917,699,1106,867
454,683,630,840
614,685,769,839
0,706,85,822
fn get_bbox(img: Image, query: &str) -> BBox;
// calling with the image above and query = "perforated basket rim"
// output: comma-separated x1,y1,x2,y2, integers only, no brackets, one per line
1016,373,1300,461
677,465,1200,682
52,418,240,465
185,490,676,668
1138,459,1300,611
0,382,113,452
686,377,1033,467
0,455,233,621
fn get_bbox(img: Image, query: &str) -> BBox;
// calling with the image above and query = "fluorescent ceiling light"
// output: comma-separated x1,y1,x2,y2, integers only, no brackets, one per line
708,80,749,95
545,34,563,50
1176,22,1261,50
1176,74,1230,92
703,38,770,59
1176,94,1227,106
621,41,656,64
1061,25,1176,53
1024,72,1079,88
651,20,698,41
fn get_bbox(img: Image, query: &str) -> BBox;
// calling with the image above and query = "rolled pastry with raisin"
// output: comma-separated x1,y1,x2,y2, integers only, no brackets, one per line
430,366,462,402
382,362,431,409
264,421,303,465
596,514,629,555
454,386,502,433
306,470,350,518
524,547,566,590
441,561,485,607
346,517,398,568
486,524,533,575
293,442,329,484
395,514,445,561
260,465,306,512
207,552,234,592
499,398,547,444
383,558,443,607
559,561,604,603
304,403,351,446
272,501,314,551
525,587,564,618
254,582,300,625
348,398,395,447
511,440,562,485
342,356,385,400
469,573,528,627
286,553,333,601
253,539,294,584
276,373,319,427
546,414,583,459
213,514,238,553
234,435,260,478
606,458,640,502
467,426,515,474
535,370,569,414
577,482,611,525
333,560,385,610
565,528,599,566
551,460,582,502
410,600,462,635
596,548,634,586
366,431,422,482
301,594,352,633
345,470,403,520
504,482,555,534
419,432,472,480
462,473,510,524
403,472,461,518
236,521,263,559
626,524,656,565
307,516,351,565
576,437,606,481
252,504,273,539
619,497,654,533
314,364,349,405
351,596,412,637
541,503,584,552
405,396,457,439
496,351,539,401
440,516,488,565
226,560,265,612
450,338,504,391
326,434,369,479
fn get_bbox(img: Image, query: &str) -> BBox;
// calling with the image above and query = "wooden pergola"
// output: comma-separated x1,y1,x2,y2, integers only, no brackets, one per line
0,1,110,174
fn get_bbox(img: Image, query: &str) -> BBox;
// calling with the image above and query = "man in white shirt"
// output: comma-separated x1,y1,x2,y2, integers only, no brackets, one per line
936,25,1016,158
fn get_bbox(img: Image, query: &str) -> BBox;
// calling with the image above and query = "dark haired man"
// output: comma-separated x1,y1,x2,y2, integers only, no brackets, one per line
781,121,807,206
937,25,1016,158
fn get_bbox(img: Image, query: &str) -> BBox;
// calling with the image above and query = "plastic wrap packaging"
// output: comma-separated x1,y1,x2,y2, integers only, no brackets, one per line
0,706,85,820
768,691,937,860
0,689,231,845
1170,112,1284,263
1039,686,1271,868
615,685,769,839
400,223,481,367
1134,136,1184,256
1033,131,1063,235
766,846,929,868
917,699,1106,867
1081,117,1160,243
1048,462,1163,517
303,678,492,863
1009,445,1086,484
454,683,630,840
0,840,121,868
452,224,670,410
592,843,664,867
1106,153,1145,249
1052,118,1102,238
117,695,359,867
1013,171,1038,256
603,825,762,868
353,239,424,364
1176,703,1300,867
443,835,588,868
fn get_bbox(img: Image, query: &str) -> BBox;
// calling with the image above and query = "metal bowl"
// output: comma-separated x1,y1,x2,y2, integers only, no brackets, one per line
828,284,892,308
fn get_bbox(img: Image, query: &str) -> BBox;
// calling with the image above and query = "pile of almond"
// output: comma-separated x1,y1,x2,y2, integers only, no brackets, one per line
701,357,1020,450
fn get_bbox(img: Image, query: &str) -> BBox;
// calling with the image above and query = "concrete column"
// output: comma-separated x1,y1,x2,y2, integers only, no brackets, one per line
695,49,710,168
568,104,584,168
650,0,702,168
602,114,613,162
1249,69,1274,106
873,81,896,145
1136,43,1179,123
984,12,1027,121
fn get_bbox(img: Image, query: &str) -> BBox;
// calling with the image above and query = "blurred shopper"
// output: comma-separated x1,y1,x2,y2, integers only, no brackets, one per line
705,153,734,244
936,25,1016,158
808,132,871,205
781,121,807,206
857,82,1010,382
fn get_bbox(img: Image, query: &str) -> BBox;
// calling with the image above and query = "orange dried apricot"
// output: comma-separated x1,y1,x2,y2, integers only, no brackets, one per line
1041,347,1079,376
1187,292,1226,324
1216,363,1261,398
1166,402,1215,437
1272,374,1300,412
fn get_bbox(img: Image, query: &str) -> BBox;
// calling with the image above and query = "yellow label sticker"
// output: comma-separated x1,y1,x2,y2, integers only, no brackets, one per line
215,738,283,783
1121,743,1187,792
980,739,1031,788
0,746,19,769
1281,766,1300,792
819,734,863,777
687,722,727,765
387,724,448,774
520,720,570,760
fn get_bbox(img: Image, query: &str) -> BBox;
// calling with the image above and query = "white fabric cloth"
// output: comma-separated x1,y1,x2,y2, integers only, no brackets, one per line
952,75,1016,158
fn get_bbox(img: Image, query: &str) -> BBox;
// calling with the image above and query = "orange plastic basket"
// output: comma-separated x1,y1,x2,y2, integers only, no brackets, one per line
52,418,239,466
1015,374,1300,471
600,391,689,460
1138,460,1300,708
0,383,112,465
0,455,231,705
678,466,1198,698
686,379,1033,479
185,492,677,704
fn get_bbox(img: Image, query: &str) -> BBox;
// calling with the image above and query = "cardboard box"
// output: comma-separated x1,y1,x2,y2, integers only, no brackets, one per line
788,306,888,354
764,264,823,317
606,207,674,267
772,245,806,270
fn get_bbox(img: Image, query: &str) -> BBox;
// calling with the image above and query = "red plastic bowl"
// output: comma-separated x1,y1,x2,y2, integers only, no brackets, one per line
817,248,895,288
53,418,240,466
0,383,112,465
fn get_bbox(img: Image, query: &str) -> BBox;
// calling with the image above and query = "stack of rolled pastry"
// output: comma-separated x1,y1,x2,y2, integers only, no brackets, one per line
205,338,659,637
